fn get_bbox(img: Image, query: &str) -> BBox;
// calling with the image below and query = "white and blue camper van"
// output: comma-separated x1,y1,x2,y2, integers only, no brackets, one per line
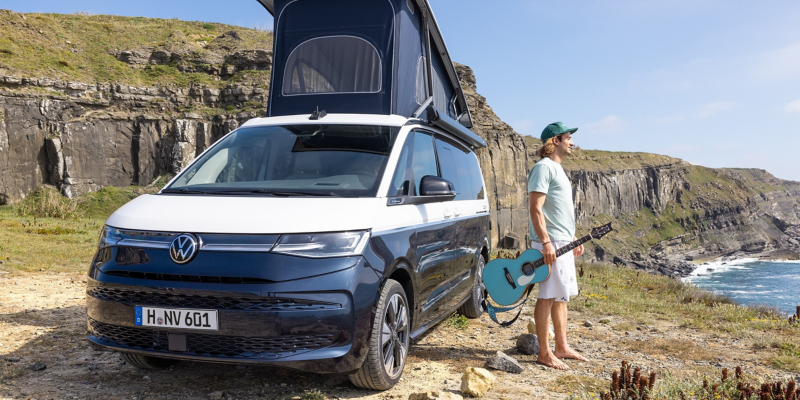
86,0,491,390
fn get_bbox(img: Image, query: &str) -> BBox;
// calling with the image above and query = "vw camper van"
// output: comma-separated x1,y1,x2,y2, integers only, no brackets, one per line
86,0,491,390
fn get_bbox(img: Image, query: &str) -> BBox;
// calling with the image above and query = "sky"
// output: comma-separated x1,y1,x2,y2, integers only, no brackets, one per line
3,0,800,181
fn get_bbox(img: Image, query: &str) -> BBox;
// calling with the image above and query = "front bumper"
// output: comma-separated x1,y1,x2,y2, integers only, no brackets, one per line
86,249,382,374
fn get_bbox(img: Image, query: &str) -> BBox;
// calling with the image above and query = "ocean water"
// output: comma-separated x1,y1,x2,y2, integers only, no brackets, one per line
683,258,800,316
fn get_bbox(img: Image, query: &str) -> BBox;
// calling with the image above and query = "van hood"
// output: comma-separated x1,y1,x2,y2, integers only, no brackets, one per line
105,194,385,234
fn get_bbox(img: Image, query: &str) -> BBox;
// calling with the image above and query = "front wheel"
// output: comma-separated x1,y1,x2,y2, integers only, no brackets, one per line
458,255,486,318
349,280,410,390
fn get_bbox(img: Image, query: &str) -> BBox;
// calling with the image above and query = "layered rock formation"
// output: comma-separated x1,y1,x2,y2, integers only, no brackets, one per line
0,74,264,201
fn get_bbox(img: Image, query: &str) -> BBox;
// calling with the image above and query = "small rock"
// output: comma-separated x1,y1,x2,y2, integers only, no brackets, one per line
715,362,723,367
716,356,725,361
461,367,495,397
485,351,524,374
29,362,46,371
625,331,630,335
526,319,554,341
408,390,463,400
208,391,224,400
142,375,151,381
584,320,594,327
516,334,540,355
6,357,20,362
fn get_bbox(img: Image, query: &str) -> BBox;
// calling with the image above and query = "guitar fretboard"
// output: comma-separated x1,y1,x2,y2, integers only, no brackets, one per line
530,234,593,268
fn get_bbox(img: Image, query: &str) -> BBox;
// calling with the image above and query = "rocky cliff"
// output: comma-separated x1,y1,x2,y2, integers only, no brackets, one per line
1,11,798,276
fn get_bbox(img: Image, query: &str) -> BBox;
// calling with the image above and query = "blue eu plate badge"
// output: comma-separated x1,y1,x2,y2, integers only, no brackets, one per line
135,306,143,326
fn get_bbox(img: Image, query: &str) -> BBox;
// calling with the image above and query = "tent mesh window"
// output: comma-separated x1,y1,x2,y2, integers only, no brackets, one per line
283,36,382,95
415,56,427,104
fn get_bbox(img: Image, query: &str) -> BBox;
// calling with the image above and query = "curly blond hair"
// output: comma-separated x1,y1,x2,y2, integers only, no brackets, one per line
538,135,561,159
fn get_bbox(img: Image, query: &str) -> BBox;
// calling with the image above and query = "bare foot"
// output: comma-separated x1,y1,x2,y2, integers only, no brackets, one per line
554,347,588,361
536,353,570,370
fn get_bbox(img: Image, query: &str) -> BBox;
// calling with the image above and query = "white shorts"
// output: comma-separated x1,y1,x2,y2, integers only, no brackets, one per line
531,240,579,302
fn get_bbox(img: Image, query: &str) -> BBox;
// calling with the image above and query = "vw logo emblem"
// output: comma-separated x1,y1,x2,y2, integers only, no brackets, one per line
169,234,198,264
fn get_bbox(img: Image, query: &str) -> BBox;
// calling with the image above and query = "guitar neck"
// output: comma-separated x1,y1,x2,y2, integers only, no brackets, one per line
555,234,592,257
532,234,593,268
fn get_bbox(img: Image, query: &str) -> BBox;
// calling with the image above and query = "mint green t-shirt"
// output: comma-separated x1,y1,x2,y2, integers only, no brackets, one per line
528,157,576,242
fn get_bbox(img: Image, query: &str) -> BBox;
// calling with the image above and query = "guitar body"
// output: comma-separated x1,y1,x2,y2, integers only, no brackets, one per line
483,249,551,306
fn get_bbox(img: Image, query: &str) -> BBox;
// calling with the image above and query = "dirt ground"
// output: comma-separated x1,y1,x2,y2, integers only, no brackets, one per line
1,273,796,400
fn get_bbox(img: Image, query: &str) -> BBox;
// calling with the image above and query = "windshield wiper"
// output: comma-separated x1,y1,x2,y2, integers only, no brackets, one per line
161,188,211,195
248,189,340,197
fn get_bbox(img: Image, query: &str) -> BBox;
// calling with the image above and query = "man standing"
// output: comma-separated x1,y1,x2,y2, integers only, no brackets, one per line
529,121,586,370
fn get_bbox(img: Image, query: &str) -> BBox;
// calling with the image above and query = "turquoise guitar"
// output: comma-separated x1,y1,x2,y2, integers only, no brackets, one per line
484,223,613,306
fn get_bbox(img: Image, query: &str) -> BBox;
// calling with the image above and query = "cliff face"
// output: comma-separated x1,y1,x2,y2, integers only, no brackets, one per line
455,65,530,248
0,77,261,202
1,13,798,276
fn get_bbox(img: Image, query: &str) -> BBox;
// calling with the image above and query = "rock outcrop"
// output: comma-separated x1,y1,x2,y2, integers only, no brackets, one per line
0,75,261,201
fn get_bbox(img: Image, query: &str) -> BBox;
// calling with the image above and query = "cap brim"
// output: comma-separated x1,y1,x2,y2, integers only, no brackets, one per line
565,127,578,134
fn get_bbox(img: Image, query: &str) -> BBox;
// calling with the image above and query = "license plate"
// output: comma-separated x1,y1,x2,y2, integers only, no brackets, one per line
135,306,218,331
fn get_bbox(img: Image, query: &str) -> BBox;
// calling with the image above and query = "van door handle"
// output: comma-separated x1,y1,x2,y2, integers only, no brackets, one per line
444,209,454,219
453,207,461,217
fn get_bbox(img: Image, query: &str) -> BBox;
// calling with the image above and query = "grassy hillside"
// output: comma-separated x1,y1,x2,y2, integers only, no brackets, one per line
0,10,272,88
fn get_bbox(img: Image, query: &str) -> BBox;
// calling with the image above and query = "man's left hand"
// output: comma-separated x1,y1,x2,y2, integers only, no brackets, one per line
573,237,584,257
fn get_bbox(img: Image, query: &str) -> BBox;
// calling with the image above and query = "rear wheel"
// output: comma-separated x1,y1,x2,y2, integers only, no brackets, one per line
458,255,486,318
121,353,179,370
349,280,409,390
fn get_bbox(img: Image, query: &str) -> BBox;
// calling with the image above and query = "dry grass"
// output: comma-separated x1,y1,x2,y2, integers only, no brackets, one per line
14,187,80,219
622,338,719,361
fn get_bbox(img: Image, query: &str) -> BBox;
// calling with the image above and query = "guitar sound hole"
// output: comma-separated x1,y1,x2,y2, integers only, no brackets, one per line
521,263,535,276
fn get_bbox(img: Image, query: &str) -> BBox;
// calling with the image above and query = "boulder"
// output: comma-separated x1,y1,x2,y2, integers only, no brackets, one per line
408,391,464,400
516,334,539,355
485,351,524,374
460,367,495,397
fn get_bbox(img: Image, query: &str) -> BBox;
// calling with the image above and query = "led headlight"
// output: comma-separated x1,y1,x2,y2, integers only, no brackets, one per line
97,225,123,249
271,231,371,258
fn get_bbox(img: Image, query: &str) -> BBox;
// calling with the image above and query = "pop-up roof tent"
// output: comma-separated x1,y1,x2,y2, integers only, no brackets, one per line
255,0,485,148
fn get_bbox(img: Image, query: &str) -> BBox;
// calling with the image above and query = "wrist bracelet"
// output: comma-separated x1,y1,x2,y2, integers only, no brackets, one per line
541,241,551,246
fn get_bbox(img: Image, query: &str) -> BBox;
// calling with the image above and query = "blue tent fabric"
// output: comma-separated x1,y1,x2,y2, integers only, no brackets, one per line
269,0,395,117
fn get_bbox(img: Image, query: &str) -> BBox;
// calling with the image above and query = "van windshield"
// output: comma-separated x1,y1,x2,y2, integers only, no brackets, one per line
164,124,399,198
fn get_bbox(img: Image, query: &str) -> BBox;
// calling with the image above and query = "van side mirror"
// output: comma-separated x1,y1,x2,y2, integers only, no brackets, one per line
419,176,456,199
386,176,456,206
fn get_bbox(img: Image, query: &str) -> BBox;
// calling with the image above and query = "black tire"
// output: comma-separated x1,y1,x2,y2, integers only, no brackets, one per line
458,255,486,319
121,352,179,370
349,280,410,390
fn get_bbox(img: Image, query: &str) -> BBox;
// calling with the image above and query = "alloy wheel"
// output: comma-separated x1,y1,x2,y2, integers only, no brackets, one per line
380,293,408,377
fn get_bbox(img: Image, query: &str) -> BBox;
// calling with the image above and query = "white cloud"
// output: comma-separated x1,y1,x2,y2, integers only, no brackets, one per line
696,101,738,118
752,42,800,81
785,99,800,114
511,119,536,136
584,115,626,135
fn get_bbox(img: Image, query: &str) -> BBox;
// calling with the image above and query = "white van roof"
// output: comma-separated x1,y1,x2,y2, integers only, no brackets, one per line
239,114,410,128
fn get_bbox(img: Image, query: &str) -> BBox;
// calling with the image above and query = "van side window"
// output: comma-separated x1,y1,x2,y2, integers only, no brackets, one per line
466,152,485,200
410,131,438,196
433,139,460,197
389,134,414,196
433,136,485,200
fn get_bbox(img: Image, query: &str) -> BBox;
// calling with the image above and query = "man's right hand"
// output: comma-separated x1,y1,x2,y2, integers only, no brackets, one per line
542,242,556,266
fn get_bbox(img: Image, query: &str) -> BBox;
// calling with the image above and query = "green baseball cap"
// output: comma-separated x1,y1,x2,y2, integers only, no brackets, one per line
540,121,578,142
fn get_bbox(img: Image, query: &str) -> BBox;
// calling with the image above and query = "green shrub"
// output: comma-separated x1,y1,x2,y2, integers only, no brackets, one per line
301,389,326,400
445,313,469,329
